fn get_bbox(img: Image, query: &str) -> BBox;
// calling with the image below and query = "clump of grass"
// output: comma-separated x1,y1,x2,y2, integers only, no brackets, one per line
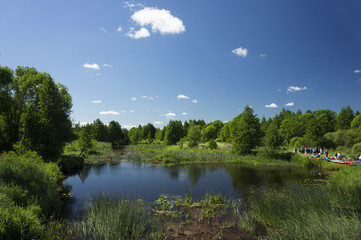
72,194,154,240
247,185,361,239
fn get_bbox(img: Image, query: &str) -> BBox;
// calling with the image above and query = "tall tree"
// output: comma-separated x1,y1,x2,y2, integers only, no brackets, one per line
9,66,73,159
231,106,261,154
164,120,183,145
335,106,354,131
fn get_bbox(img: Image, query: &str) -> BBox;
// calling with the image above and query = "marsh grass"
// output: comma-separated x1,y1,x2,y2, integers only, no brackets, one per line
126,144,303,167
72,194,154,240
247,185,361,240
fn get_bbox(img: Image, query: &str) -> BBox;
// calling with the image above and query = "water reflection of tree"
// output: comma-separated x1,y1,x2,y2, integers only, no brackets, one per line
78,165,92,183
226,166,309,195
186,165,206,185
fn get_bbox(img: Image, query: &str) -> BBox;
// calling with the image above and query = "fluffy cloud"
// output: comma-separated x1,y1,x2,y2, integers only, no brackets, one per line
285,102,294,106
122,124,137,129
355,69,361,73
99,111,120,115
130,110,134,113
130,7,185,35
130,97,137,101
78,121,91,126
126,27,150,39
83,63,100,70
162,112,176,118
191,99,198,103
287,86,308,93
142,96,155,100
232,47,248,58
260,54,267,58
265,103,279,108
182,112,188,116
91,100,102,103
177,94,190,99
153,121,164,125
116,26,122,32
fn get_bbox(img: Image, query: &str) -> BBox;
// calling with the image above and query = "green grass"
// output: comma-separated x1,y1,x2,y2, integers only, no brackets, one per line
246,185,361,240
63,141,124,165
125,144,305,167
72,194,154,240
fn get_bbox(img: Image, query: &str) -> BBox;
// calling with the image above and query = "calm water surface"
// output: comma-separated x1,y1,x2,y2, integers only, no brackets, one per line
64,160,312,219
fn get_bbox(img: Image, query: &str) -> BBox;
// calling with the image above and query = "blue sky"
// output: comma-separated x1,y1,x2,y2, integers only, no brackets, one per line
1,0,361,128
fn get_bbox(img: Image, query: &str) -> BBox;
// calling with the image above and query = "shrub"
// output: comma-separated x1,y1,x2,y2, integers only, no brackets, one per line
352,143,361,157
0,151,63,216
0,193,43,240
207,139,218,150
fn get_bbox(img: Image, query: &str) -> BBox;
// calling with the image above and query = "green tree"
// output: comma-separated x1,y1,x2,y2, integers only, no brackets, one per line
108,121,127,147
187,125,201,147
164,120,183,145
78,128,94,157
264,119,283,155
220,122,231,142
11,67,72,159
201,125,217,142
207,139,218,150
335,106,354,131
142,123,156,143
92,119,108,142
129,125,142,144
231,106,261,154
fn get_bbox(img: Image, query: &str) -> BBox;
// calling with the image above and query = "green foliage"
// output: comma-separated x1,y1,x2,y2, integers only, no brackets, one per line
248,185,361,239
352,143,361,156
187,125,201,147
73,194,153,240
231,106,261,155
201,125,217,142
77,128,94,157
0,66,73,159
0,152,63,217
164,120,183,145
0,193,43,240
207,139,218,150
335,106,354,131
264,120,283,154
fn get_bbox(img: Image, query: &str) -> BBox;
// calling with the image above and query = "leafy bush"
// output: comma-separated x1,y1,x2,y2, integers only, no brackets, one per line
0,193,43,240
0,151,63,216
207,139,218,150
352,143,361,157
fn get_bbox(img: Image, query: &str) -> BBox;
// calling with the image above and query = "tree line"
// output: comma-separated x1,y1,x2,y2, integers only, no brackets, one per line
2,65,361,159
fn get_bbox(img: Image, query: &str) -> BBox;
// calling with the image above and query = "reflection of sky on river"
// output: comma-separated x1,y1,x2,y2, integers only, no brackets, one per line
64,161,310,219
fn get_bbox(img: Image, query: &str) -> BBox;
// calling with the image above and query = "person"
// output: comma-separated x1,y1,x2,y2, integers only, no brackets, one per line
325,149,328,158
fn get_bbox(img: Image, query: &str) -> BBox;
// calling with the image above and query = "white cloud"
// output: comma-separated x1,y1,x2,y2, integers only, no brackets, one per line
121,110,126,113
177,94,190,99
191,99,198,103
100,27,107,32
162,112,176,118
142,96,155,100
123,124,137,129
103,64,112,68
116,26,122,32
232,47,248,58
182,112,188,116
285,102,294,107
265,103,279,108
287,86,308,93
130,7,185,35
78,121,91,126
355,69,361,73
260,54,267,58
126,27,150,39
91,100,102,103
130,97,137,101
99,111,120,115
130,110,134,113
83,63,100,70
153,121,164,125
123,1,145,10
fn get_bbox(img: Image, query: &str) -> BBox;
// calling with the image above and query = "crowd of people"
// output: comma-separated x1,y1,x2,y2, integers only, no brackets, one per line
294,147,361,161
